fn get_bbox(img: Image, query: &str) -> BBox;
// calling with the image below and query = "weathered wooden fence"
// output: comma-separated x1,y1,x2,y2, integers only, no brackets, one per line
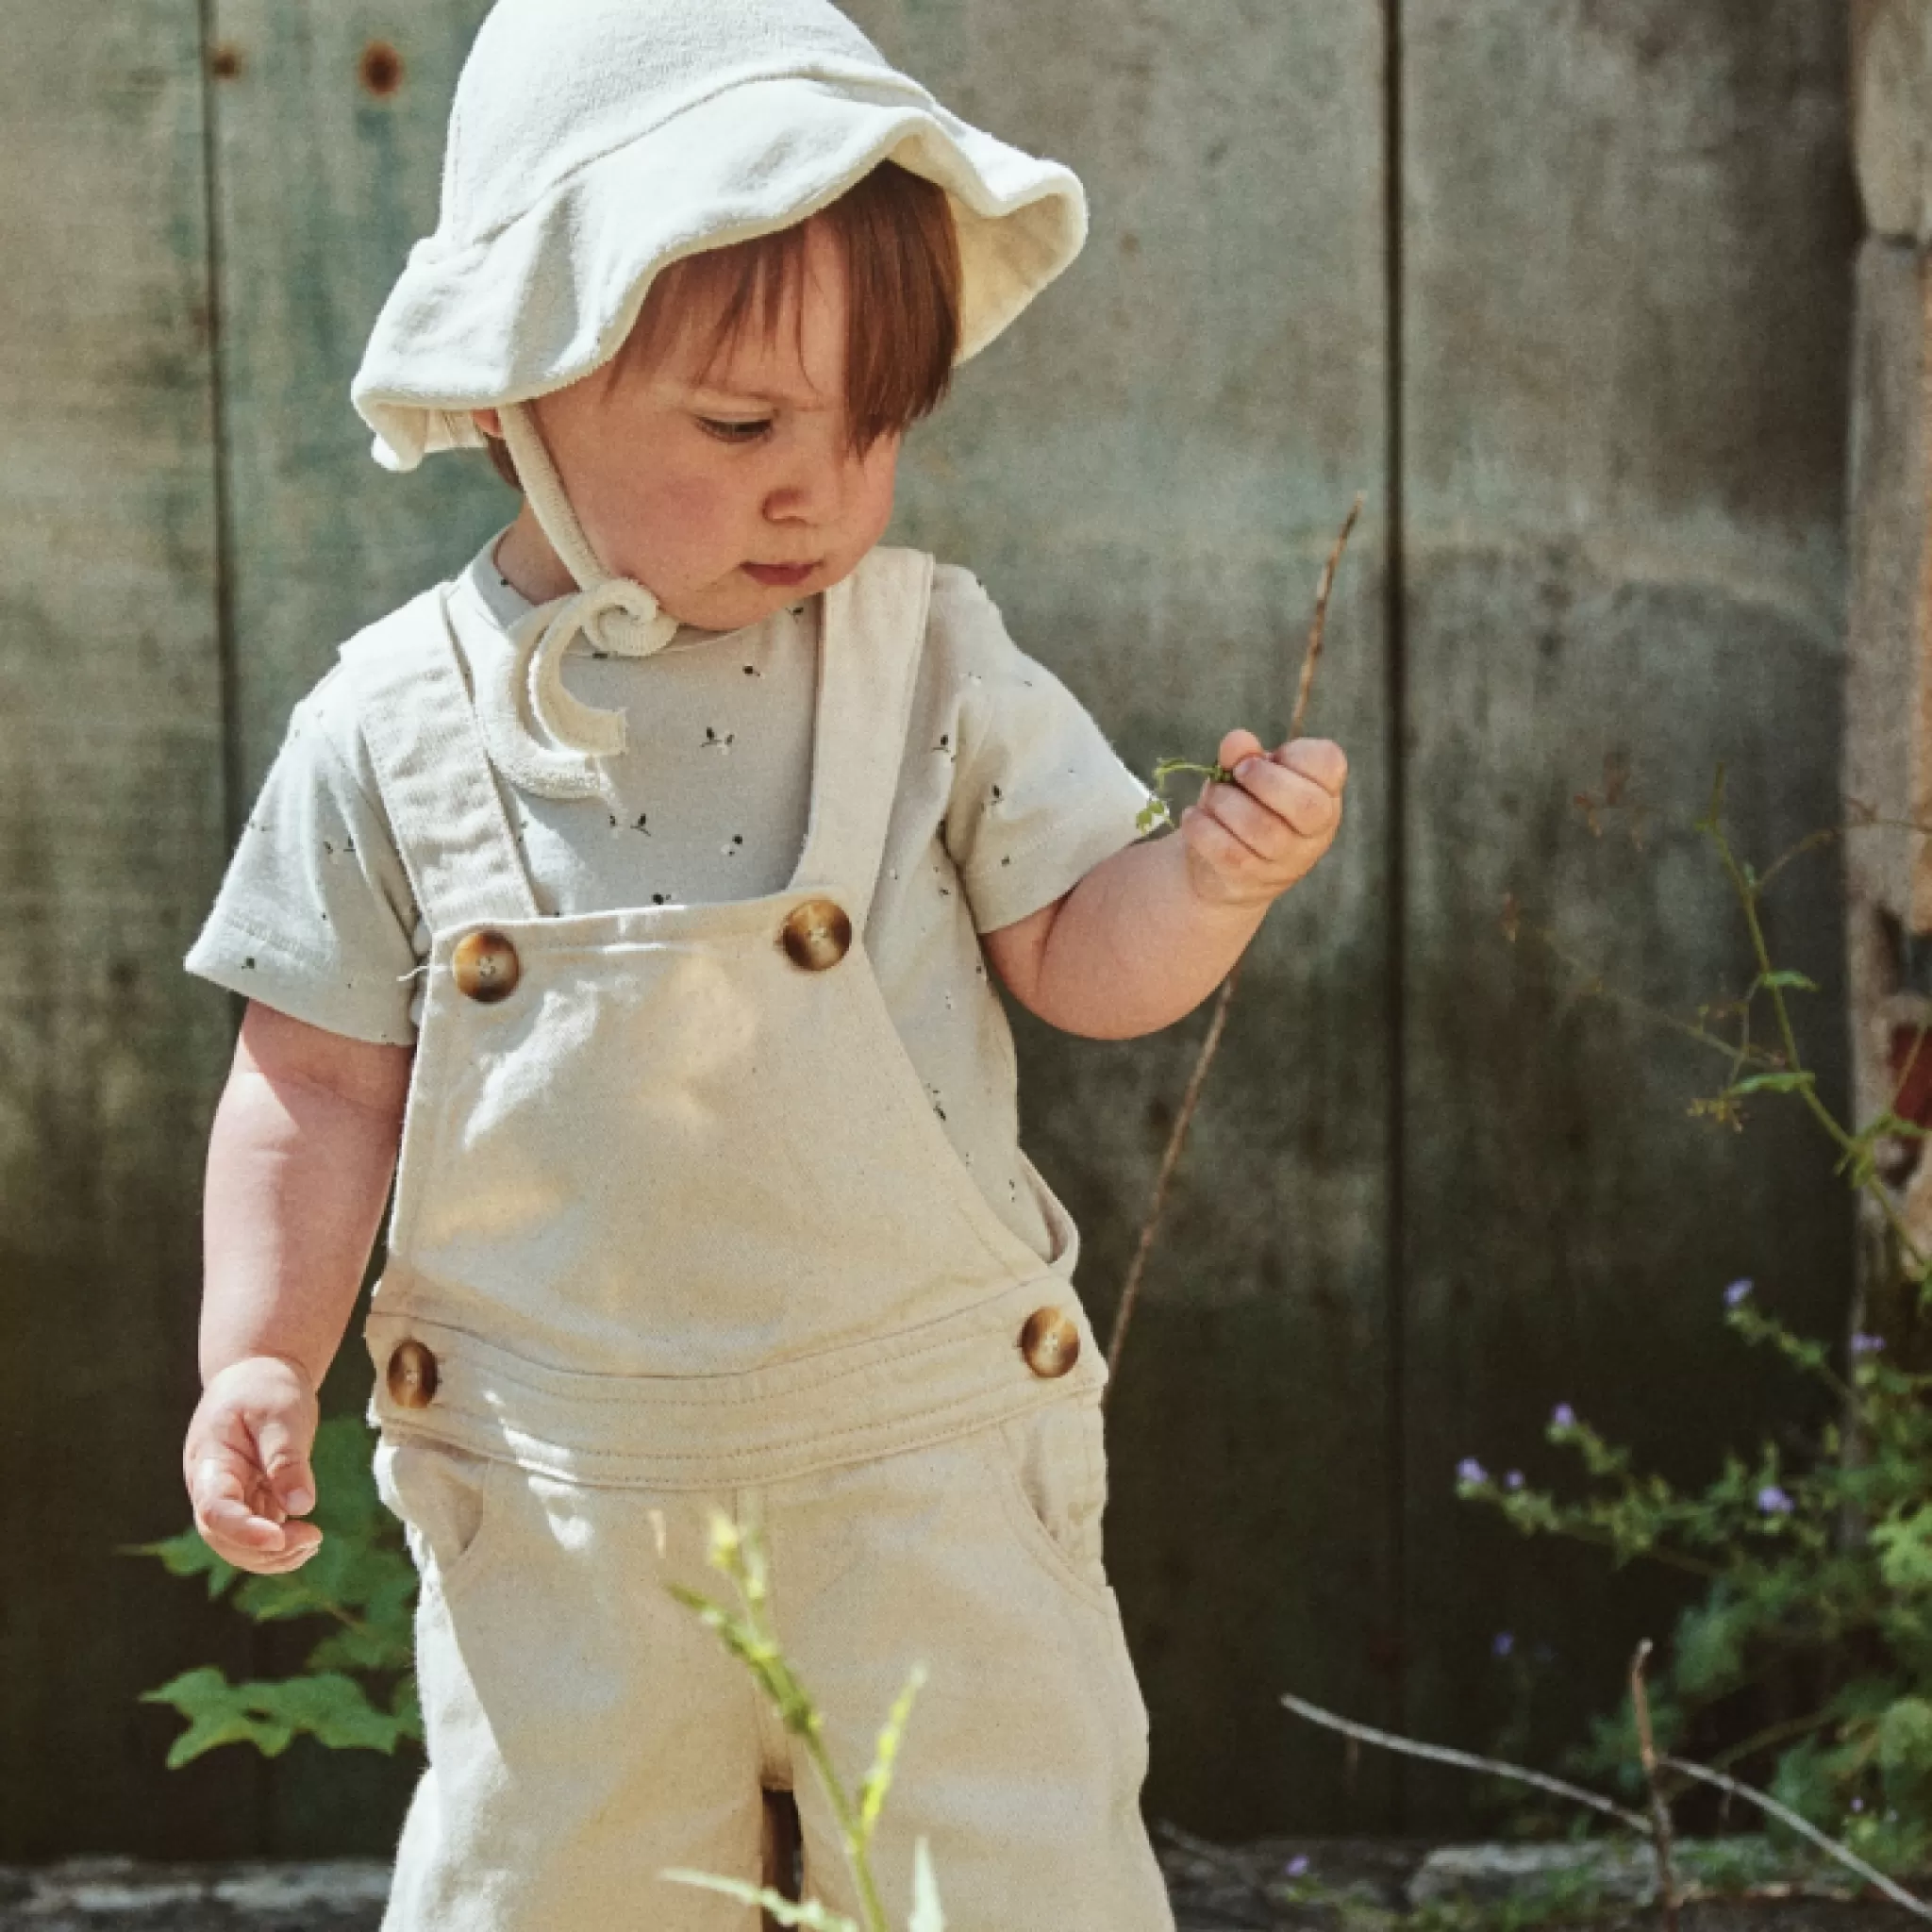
0,0,1856,1858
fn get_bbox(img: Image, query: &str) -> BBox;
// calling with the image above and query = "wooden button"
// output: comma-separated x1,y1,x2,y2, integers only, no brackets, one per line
453,928,520,1002
779,897,851,972
386,1340,439,1409
1019,1307,1080,1379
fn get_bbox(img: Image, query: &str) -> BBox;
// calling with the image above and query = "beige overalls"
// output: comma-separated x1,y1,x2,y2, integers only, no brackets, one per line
341,545,1174,1931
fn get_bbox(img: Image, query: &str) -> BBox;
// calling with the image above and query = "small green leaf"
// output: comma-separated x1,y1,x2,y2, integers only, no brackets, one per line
141,1667,411,1766
858,1663,927,1844
1875,1507,1932,1594
1728,1072,1816,1097
908,1839,946,1932
306,1620,406,1675
125,1531,239,1601
1878,1697,1932,1779
1672,1590,1753,1698
1754,971,1820,994
233,1536,413,1626
141,1670,298,1769
308,1416,390,1538
660,1872,858,1930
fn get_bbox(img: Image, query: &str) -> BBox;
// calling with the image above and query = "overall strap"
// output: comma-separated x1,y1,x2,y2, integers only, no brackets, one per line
793,546,934,935
335,585,541,934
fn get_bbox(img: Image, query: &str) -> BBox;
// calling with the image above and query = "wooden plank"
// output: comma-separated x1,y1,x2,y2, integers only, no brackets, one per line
851,0,1397,1835
202,0,501,1852
1400,2,1856,1828
208,1,506,808
1843,250,1932,1353
1845,240,1932,934
0,4,254,1858
1852,0,1932,243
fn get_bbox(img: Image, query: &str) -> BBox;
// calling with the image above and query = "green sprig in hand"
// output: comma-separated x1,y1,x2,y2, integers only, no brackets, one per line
1135,758,1234,835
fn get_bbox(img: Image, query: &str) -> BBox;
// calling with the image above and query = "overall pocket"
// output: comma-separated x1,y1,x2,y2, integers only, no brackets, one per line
981,1391,1112,1614
374,1433,507,1599
976,1392,1153,1768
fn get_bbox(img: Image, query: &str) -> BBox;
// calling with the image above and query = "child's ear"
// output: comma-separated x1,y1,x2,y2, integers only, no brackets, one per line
473,407,503,440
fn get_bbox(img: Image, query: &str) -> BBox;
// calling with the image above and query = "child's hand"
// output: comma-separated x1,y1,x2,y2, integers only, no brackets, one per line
183,1355,324,1574
1180,729,1348,909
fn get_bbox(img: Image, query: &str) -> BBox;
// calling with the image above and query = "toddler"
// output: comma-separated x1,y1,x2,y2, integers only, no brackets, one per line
179,1,1347,1925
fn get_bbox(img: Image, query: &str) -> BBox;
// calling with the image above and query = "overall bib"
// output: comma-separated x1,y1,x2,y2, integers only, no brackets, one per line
341,547,1174,1932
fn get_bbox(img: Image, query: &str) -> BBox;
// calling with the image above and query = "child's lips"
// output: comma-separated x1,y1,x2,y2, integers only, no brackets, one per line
742,560,819,587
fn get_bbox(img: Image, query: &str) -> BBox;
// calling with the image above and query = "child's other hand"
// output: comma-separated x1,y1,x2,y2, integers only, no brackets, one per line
183,1356,324,1574
1180,729,1348,909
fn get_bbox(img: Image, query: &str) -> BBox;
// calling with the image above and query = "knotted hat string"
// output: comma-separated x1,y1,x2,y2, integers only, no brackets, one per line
486,401,680,800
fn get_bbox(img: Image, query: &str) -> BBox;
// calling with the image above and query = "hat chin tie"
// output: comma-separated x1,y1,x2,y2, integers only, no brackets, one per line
486,401,681,799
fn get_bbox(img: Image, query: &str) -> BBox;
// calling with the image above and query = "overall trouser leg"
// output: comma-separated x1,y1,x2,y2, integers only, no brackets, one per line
379,1443,770,1931
763,1403,1172,1932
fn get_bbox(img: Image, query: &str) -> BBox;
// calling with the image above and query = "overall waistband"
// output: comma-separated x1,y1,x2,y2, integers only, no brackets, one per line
362,1274,1106,1490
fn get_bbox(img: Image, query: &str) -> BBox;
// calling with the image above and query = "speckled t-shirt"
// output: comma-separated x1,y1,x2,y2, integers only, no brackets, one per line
185,528,1156,1259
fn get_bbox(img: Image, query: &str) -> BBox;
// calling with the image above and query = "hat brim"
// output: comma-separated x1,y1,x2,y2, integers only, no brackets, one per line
353,73,1087,473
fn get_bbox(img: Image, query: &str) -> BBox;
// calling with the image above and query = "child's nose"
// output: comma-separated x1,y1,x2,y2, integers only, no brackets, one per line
763,474,835,526
763,444,856,527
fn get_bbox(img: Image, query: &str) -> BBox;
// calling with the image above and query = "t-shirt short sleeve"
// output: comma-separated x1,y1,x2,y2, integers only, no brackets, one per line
931,567,1156,934
182,665,425,1044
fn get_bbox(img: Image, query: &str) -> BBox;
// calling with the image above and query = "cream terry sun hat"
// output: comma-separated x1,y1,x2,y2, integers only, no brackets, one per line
349,0,1087,795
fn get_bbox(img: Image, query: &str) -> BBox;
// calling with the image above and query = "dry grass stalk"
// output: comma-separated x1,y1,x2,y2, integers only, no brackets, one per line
1104,493,1365,1399
1279,1688,1932,1924
1630,1641,1682,1932
1279,1690,1653,1836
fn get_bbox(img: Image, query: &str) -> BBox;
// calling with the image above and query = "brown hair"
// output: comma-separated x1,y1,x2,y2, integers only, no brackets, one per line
485,161,961,491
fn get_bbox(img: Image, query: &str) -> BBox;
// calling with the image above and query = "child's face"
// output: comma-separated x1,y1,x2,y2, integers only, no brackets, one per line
486,221,903,634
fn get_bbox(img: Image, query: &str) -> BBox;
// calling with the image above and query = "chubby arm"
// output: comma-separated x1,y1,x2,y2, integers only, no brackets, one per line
185,1002,412,1571
982,730,1347,1040
200,1002,413,1383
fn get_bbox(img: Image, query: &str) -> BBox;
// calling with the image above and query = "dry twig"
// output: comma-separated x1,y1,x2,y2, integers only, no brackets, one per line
1660,1757,1932,1922
1291,494,1362,747
1279,1689,1932,1924
1279,1691,1654,1838
1105,494,1364,1398
1630,1641,1681,1932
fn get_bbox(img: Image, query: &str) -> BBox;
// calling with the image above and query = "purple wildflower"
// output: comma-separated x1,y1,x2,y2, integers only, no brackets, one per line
1853,1333,1886,1356
1505,1470,1525,1491
1492,1631,1515,1658
1285,1856,1311,1879
1724,1278,1754,1308
1551,1404,1577,1429
1757,1485,1794,1516
1457,1457,1490,1486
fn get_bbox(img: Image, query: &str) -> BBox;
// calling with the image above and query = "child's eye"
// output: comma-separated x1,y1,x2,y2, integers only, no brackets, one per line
697,416,773,444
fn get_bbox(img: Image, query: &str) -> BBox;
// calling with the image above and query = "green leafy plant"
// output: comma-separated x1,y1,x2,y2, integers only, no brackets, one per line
1453,769,1932,1877
667,1511,943,1932
131,1415,419,1767
1457,1302,1932,1875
